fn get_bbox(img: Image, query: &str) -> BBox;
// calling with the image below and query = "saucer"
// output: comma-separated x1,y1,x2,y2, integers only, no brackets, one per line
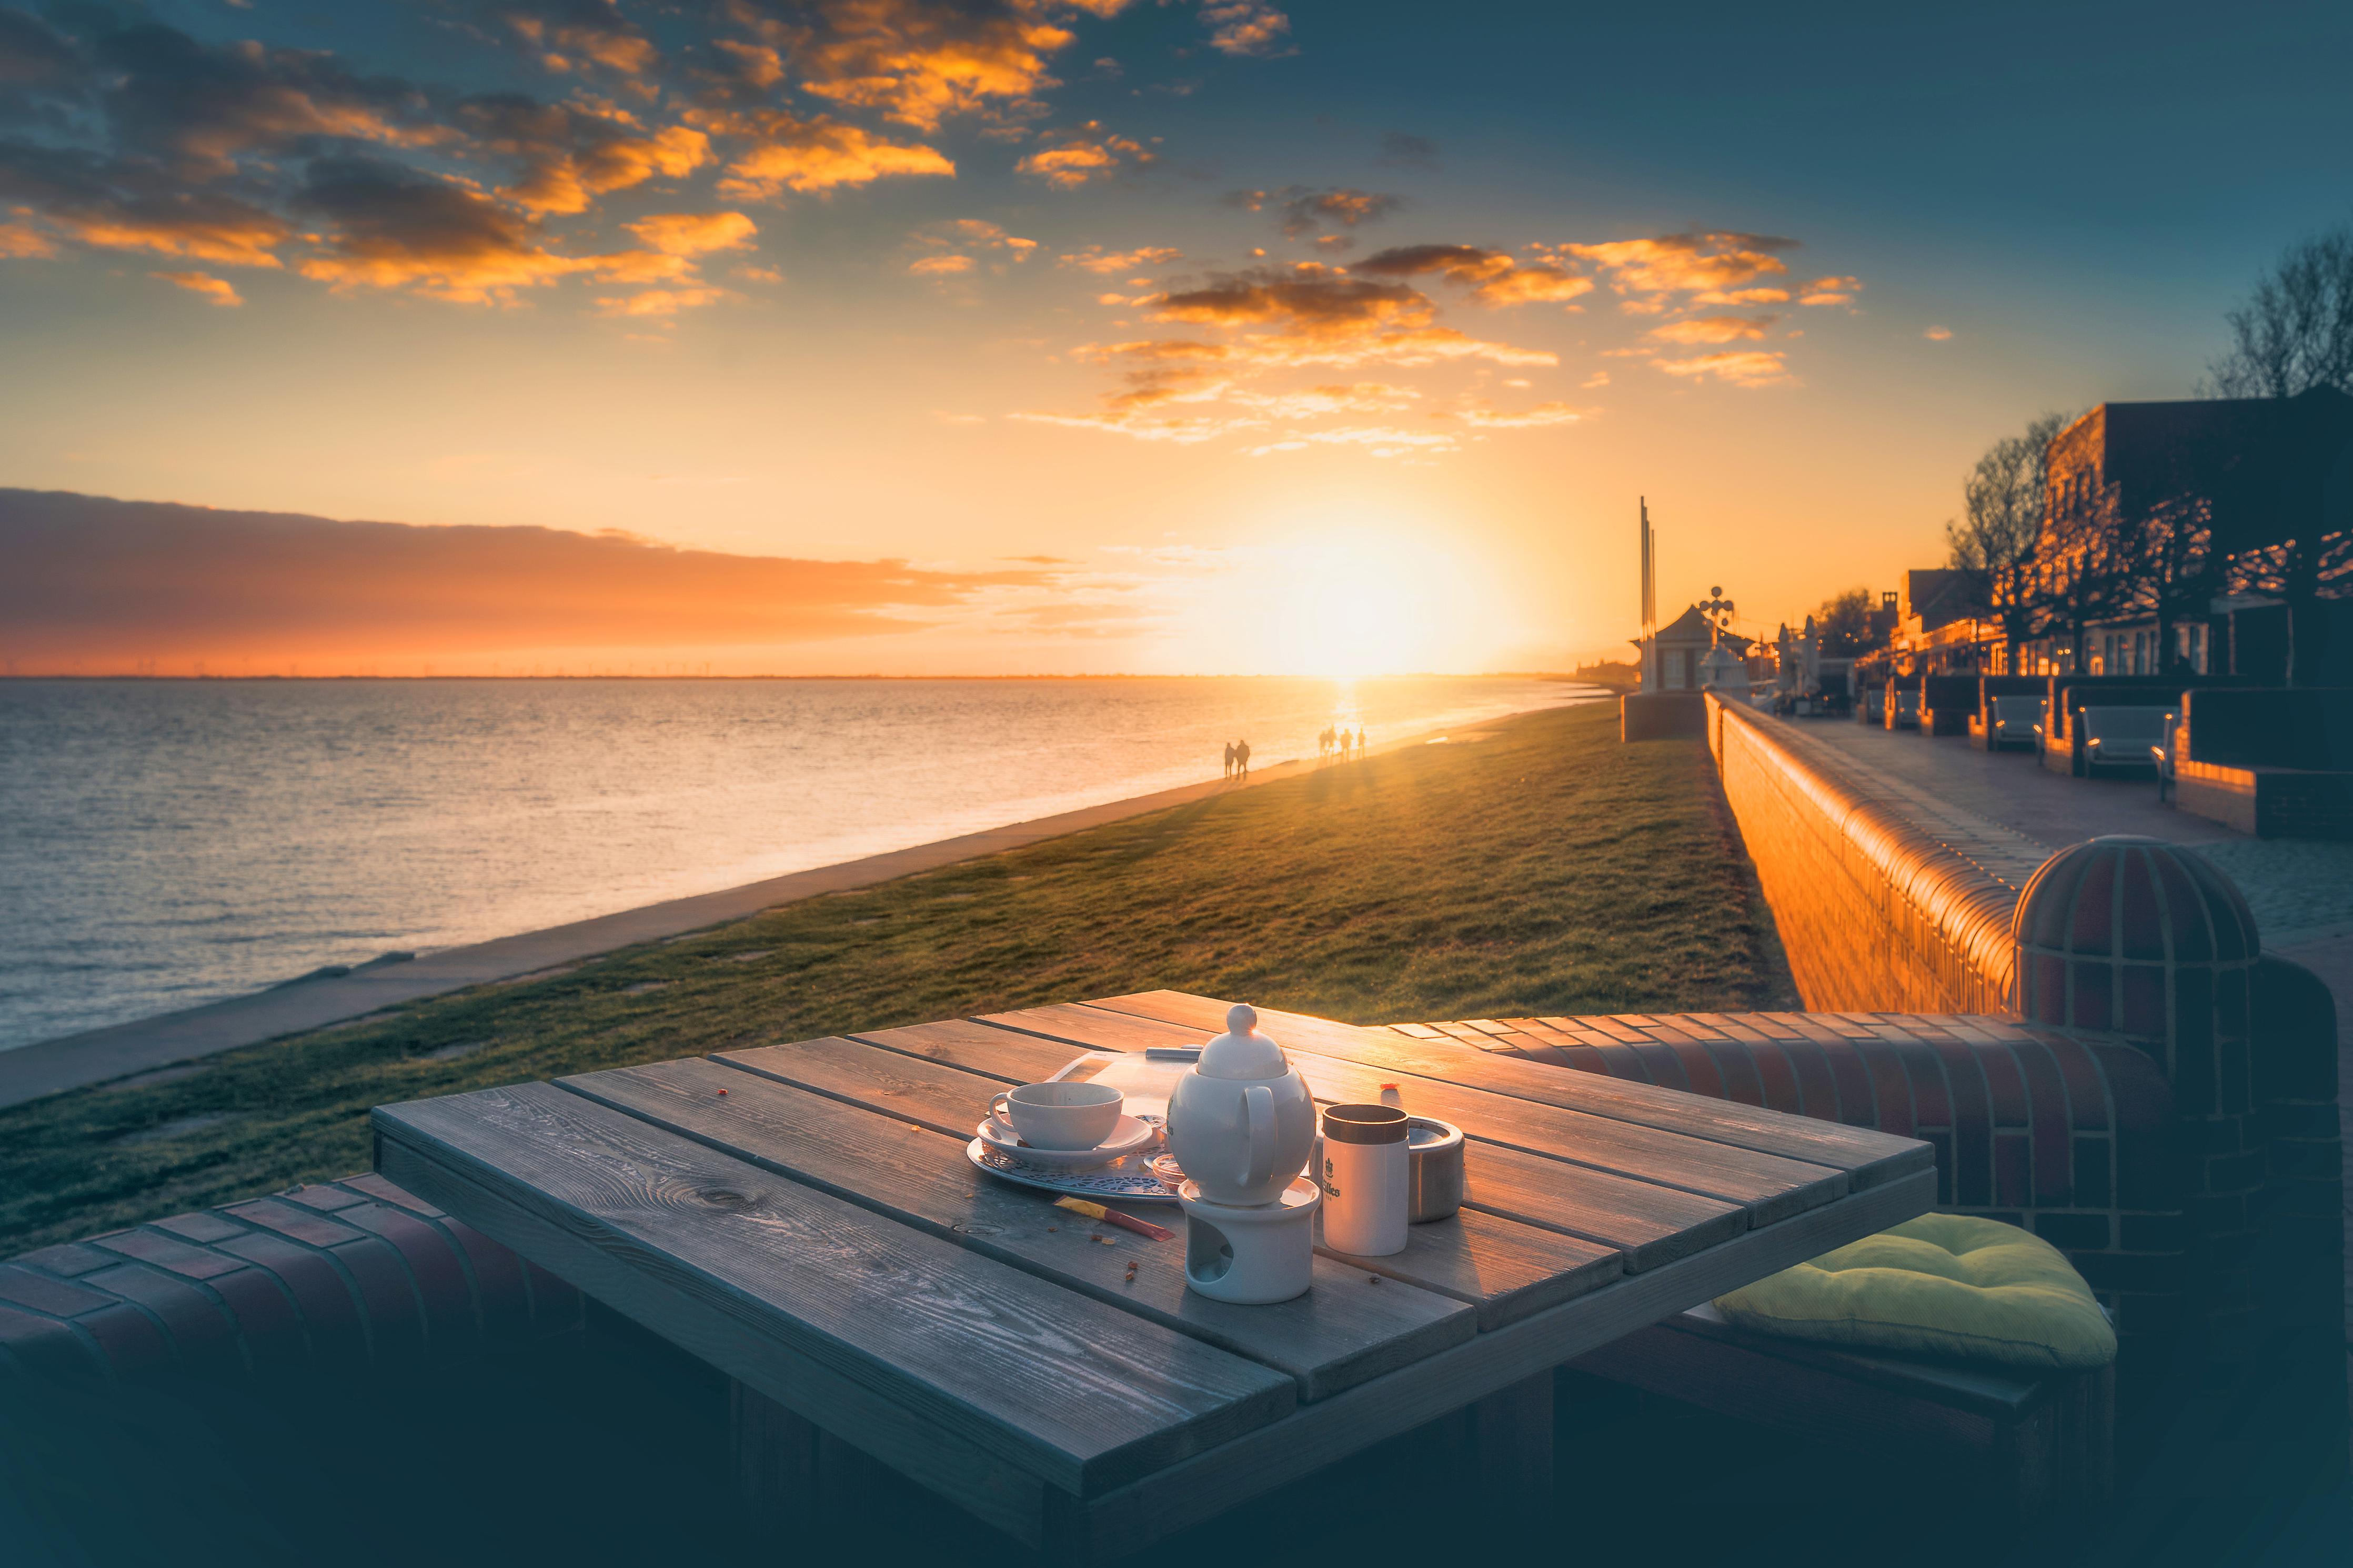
973,1113,1162,1172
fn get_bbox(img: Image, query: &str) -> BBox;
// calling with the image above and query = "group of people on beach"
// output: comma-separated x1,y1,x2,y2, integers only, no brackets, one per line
1219,724,1370,779
1318,725,1367,763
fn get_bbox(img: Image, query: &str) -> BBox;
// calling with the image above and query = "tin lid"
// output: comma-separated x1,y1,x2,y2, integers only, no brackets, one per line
1322,1103,1409,1145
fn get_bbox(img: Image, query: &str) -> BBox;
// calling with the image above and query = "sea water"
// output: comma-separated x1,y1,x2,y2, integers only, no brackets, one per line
0,677,1596,1050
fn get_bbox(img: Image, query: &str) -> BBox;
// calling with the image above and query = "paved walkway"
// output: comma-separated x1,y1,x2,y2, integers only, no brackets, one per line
0,711,1537,1110
1776,713,2353,1373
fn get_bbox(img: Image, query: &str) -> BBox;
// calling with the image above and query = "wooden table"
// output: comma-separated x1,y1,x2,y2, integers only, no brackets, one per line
373,992,1933,1560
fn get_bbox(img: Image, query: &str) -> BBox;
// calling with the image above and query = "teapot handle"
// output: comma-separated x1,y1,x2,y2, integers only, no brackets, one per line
1240,1084,1275,1193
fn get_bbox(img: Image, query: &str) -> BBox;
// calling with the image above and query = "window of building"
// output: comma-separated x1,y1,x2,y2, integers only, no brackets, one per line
2176,622,2208,675
1663,648,1686,688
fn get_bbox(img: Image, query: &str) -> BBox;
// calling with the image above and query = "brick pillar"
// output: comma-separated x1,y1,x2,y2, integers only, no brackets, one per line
2014,835,2263,1360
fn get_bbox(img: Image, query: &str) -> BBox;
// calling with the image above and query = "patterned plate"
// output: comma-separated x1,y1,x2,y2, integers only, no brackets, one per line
966,1117,1178,1203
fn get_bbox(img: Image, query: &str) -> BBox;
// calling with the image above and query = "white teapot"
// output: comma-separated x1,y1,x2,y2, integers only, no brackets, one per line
1167,1004,1317,1207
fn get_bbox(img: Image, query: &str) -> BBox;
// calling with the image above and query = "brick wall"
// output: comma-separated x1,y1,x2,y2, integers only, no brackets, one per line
1706,696,2015,1015
0,1174,578,1390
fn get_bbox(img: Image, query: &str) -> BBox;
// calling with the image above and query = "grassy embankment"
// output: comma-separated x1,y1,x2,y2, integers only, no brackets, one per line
0,701,1794,1253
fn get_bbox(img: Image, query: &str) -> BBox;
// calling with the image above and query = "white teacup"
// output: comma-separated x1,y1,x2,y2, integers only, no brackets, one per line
988,1081,1123,1151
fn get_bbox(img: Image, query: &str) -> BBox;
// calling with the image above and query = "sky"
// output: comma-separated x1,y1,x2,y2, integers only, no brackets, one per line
4,0,2351,677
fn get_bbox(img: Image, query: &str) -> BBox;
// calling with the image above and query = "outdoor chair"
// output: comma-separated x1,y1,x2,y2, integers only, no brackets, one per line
2079,707,2174,777
1989,695,2046,753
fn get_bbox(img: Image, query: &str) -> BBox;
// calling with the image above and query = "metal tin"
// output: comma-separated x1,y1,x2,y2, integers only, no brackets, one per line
1405,1117,1464,1222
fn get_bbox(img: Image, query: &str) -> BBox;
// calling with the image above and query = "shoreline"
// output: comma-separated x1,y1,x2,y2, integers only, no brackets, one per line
0,701,1588,1109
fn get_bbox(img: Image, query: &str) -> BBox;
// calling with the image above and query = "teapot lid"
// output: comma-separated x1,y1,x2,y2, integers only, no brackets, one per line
1197,1003,1289,1080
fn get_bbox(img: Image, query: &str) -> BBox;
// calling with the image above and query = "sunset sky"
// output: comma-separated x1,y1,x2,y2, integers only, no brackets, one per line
5,1,2351,676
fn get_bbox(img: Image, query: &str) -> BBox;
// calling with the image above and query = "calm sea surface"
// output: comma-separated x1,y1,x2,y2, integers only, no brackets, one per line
0,677,1594,1051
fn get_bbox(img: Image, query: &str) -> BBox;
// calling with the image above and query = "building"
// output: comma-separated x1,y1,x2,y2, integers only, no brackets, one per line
1853,570,1996,688
1635,604,1753,692
2027,387,2353,682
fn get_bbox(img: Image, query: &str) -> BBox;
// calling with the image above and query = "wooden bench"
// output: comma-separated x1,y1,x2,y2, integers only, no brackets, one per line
1573,1303,2114,1527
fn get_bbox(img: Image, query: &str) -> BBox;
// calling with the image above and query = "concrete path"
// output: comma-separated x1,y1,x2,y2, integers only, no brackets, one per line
1775,713,2353,1371
0,711,1539,1110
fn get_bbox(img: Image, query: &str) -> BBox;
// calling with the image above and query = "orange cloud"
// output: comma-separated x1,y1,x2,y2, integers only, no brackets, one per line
294,158,588,303
1018,124,1150,187
1693,286,1789,305
1799,275,1862,305
739,0,1134,133
1653,349,1794,388
701,110,955,199
1200,2,1292,56
626,211,758,256
508,8,657,75
594,286,732,316
1439,400,1586,429
1061,244,1182,273
49,203,289,269
1564,231,1796,294
1925,325,1953,340
914,218,1036,256
0,224,55,258
501,124,710,215
150,270,243,306
910,254,975,274
1,489,1059,668
1355,245,1592,307
1647,314,1776,345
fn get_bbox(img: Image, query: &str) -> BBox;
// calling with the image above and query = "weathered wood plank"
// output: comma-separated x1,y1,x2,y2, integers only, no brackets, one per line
1318,1209,1618,1330
974,1004,1851,1225
720,1032,1605,1333
565,1056,1473,1400
1085,992,1932,1188
1459,1139,1743,1271
721,1033,1023,1138
850,1017,1081,1086
371,1083,1293,1497
1057,1167,1938,1562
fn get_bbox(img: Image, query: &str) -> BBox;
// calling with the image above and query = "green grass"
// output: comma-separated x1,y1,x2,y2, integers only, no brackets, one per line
0,702,1793,1254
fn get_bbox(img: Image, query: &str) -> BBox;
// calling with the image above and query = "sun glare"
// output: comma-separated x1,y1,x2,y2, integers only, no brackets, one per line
1203,532,1490,677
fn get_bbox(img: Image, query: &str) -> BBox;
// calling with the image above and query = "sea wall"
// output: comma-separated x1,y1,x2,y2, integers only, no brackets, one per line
1704,695,2017,1015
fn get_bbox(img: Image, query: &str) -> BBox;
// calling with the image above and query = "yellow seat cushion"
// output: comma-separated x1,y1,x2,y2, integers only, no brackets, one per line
1711,1213,2117,1372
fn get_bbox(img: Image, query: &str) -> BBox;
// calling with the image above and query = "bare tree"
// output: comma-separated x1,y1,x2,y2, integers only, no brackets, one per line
2120,494,2219,674
2205,225,2353,399
1945,411,2073,668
